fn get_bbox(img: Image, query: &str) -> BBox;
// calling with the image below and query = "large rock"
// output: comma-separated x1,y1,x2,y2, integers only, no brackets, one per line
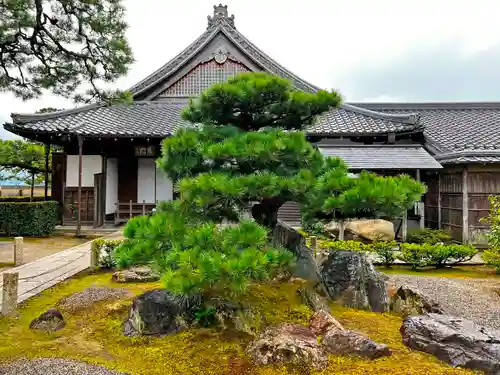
390,285,444,317
29,308,65,332
112,266,160,283
323,329,392,359
401,314,500,374
346,219,395,241
320,251,389,312
123,289,199,336
309,310,344,336
272,220,322,284
297,283,330,312
246,323,327,370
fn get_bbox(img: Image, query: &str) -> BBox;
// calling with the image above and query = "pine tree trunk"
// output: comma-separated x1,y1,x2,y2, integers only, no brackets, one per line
251,197,285,231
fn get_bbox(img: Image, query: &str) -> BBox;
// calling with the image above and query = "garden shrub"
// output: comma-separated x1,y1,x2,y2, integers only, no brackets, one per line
372,241,398,267
0,196,49,202
398,243,432,269
399,243,477,269
0,201,58,236
407,228,452,244
91,239,123,269
324,240,372,252
481,196,500,273
425,244,477,268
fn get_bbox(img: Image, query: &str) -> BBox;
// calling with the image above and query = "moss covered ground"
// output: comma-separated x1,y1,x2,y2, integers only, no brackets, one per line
0,272,481,375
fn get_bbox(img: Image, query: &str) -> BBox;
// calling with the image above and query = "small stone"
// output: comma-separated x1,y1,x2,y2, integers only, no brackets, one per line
112,266,160,283
246,323,328,370
390,285,444,317
309,310,344,336
322,329,391,359
29,308,65,332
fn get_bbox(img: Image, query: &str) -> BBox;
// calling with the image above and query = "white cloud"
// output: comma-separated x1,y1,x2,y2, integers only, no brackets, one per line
2,0,500,138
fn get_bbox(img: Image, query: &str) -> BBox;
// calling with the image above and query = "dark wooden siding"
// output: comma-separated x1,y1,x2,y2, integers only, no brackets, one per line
118,157,138,203
439,168,464,242
63,187,94,223
467,167,500,244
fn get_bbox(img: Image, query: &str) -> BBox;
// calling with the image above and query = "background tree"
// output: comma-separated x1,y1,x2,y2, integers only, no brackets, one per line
0,139,49,198
301,158,426,239
158,72,342,229
0,0,134,103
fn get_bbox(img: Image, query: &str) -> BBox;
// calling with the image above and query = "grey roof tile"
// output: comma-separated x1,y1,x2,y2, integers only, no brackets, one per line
318,145,442,170
352,102,500,158
7,102,189,137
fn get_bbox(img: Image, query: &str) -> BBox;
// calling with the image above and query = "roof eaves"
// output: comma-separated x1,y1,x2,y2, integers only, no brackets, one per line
349,101,500,111
11,103,105,124
434,149,500,163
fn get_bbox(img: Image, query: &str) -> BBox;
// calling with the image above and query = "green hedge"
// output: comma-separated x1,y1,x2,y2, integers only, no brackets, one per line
0,201,59,236
0,196,50,203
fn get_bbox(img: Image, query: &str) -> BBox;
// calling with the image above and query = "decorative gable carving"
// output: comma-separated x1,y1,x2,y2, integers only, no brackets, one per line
160,59,250,97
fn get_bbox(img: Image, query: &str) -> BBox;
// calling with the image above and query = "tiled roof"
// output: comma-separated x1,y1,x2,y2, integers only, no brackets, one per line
318,145,442,170
7,101,421,138
6,102,190,137
352,102,500,164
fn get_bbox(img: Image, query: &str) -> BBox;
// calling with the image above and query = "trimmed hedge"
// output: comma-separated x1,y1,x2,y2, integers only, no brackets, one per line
0,201,59,236
0,196,49,203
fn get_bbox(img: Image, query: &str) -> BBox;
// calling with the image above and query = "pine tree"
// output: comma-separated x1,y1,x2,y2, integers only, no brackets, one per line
158,72,342,229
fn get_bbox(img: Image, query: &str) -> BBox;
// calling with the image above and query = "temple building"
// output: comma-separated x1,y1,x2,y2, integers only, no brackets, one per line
4,5,500,244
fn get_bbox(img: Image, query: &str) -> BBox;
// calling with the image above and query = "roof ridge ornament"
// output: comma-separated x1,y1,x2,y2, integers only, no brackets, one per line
207,4,235,30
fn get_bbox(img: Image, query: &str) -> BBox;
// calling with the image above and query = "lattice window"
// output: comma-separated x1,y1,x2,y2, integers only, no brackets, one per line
162,59,250,97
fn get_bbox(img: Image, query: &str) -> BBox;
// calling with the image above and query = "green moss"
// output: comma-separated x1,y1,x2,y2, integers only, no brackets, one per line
379,265,500,279
0,272,478,375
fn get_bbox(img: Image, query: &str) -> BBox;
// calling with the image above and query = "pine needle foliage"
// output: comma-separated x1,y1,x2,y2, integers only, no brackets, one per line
158,72,342,229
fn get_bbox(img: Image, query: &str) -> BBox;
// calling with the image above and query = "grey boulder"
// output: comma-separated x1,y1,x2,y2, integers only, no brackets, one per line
29,308,65,332
246,323,328,370
112,266,160,283
123,289,199,336
401,314,500,375
322,329,391,359
390,285,444,317
320,251,389,312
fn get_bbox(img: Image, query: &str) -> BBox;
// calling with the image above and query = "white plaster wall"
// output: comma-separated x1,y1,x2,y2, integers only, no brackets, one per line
105,158,118,214
66,155,102,187
137,158,156,203
155,167,173,202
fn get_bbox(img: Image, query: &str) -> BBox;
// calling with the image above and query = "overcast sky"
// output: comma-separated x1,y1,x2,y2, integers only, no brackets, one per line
2,0,500,139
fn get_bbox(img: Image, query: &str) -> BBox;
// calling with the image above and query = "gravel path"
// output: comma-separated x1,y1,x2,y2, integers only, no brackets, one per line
57,287,133,312
0,358,129,375
387,274,500,329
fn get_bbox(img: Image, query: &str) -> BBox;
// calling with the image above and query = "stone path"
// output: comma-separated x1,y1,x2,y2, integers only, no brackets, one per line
0,231,122,308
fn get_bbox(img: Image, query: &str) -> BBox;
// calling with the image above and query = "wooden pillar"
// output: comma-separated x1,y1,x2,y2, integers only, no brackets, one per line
437,173,442,229
462,167,469,244
76,136,84,237
101,155,107,226
44,143,50,200
416,169,424,229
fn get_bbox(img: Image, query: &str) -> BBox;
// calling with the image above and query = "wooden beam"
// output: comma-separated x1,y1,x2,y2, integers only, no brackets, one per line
462,167,469,243
438,173,442,229
44,143,50,200
76,136,84,237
